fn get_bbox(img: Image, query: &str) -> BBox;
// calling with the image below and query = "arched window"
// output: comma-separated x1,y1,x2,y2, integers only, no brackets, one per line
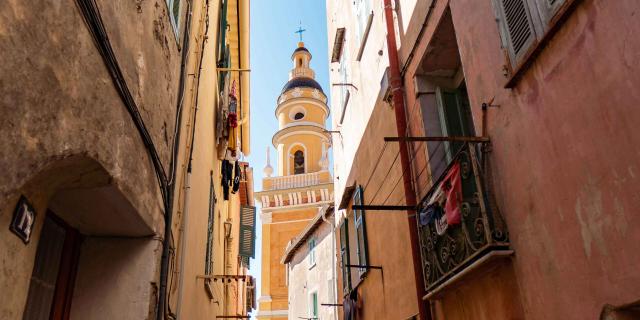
293,150,305,174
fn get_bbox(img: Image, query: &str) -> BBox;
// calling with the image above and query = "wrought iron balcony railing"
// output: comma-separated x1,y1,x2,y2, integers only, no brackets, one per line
417,142,510,294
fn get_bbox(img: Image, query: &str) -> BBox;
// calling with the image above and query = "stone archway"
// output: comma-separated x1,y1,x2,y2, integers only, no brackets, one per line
0,155,160,319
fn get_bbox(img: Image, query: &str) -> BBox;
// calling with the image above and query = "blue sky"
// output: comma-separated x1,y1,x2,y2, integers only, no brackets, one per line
247,1,331,316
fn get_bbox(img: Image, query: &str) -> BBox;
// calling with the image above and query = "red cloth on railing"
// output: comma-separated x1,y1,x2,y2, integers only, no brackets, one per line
442,161,462,225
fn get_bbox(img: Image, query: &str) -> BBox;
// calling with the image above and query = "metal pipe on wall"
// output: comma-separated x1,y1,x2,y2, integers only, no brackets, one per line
382,1,430,319
175,169,192,319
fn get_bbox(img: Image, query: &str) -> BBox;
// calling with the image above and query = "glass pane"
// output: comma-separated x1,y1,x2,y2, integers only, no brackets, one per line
172,0,180,26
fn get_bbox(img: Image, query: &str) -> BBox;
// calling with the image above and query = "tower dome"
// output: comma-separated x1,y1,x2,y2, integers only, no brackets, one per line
281,77,324,95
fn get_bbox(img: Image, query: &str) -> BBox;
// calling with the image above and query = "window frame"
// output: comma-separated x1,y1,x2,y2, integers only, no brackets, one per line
308,238,317,267
492,0,577,87
352,185,368,278
339,218,351,295
338,47,350,125
354,0,374,61
165,0,182,39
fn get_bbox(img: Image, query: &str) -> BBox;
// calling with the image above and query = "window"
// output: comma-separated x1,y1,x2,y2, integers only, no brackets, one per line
308,238,317,266
354,0,373,60
205,173,216,275
493,0,567,69
239,206,257,258
166,0,181,36
294,150,305,174
338,45,350,125
339,218,351,294
217,0,230,88
421,82,474,181
352,186,368,278
309,291,319,319
354,0,372,46
294,112,305,120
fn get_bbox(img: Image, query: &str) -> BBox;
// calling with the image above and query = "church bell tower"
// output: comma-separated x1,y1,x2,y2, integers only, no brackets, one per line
254,42,333,320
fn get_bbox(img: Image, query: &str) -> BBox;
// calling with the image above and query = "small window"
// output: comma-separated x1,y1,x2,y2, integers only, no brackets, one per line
166,0,181,36
294,112,305,120
309,238,317,266
294,150,305,174
353,186,368,278
309,291,319,319
339,219,351,294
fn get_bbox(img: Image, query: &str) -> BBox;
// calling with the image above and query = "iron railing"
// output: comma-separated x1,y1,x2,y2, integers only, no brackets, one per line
417,142,510,293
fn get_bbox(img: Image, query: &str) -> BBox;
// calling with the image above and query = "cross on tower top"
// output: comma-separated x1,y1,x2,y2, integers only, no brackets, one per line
294,22,306,42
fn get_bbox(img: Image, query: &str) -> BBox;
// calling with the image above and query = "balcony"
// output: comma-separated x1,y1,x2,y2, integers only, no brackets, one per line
289,68,315,79
417,142,510,295
262,171,332,191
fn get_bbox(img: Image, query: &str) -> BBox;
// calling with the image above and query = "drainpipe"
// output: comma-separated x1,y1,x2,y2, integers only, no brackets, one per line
175,164,193,319
382,1,430,319
320,205,338,320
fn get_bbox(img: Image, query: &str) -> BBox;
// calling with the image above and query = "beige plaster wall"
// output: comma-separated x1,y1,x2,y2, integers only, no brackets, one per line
287,222,337,320
70,238,161,320
0,0,184,317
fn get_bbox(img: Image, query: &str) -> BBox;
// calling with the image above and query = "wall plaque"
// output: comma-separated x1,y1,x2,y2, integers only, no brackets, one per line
10,196,36,244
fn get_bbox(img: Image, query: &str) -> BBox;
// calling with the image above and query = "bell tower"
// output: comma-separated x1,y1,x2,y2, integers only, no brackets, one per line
273,41,330,177
255,42,333,320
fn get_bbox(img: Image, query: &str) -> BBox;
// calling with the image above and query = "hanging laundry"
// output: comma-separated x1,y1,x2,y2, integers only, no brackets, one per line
227,80,239,156
221,159,233,200
441,161,462,225
435,213,448,235
232,160,241,194
419,203,442,226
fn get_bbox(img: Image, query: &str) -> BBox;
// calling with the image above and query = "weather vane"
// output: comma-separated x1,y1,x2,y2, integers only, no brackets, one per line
295,21,306,42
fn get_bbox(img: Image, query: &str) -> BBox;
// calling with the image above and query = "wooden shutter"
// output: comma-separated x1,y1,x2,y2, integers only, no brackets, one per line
239,205,256,258
495,0,538,67
205,174,216,275
339,219,351,294
353,186,368,278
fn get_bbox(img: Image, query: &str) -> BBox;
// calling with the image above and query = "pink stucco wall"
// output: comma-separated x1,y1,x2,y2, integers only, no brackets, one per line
404,0,640,318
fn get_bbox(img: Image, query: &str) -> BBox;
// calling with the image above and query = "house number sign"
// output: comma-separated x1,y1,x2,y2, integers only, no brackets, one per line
10,196,36,244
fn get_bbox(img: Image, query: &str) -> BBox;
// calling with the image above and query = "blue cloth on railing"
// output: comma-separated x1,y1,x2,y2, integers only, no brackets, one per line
419,204,442,226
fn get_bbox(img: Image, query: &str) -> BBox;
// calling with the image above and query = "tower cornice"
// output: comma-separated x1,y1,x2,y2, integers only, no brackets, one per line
271,125,331,148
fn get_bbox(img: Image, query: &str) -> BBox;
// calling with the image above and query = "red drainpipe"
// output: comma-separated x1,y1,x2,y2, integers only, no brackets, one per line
382,1,430,319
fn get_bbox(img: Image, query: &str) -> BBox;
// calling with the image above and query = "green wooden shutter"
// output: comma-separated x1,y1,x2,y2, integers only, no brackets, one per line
495,0,537,67
339,219,351,294
353,185,368,278
217,0,228,65
311,292,318,317
239,205,256,258
217,0,229,88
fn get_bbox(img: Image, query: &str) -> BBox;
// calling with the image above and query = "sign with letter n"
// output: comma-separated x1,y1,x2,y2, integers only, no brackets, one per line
239,205,256,258
10,196,36,244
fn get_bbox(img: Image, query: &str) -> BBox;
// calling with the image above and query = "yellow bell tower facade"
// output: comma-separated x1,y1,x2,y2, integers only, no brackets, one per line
255,42,333,319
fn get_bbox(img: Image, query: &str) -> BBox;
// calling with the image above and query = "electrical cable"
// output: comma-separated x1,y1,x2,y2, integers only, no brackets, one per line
362,142,388,192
